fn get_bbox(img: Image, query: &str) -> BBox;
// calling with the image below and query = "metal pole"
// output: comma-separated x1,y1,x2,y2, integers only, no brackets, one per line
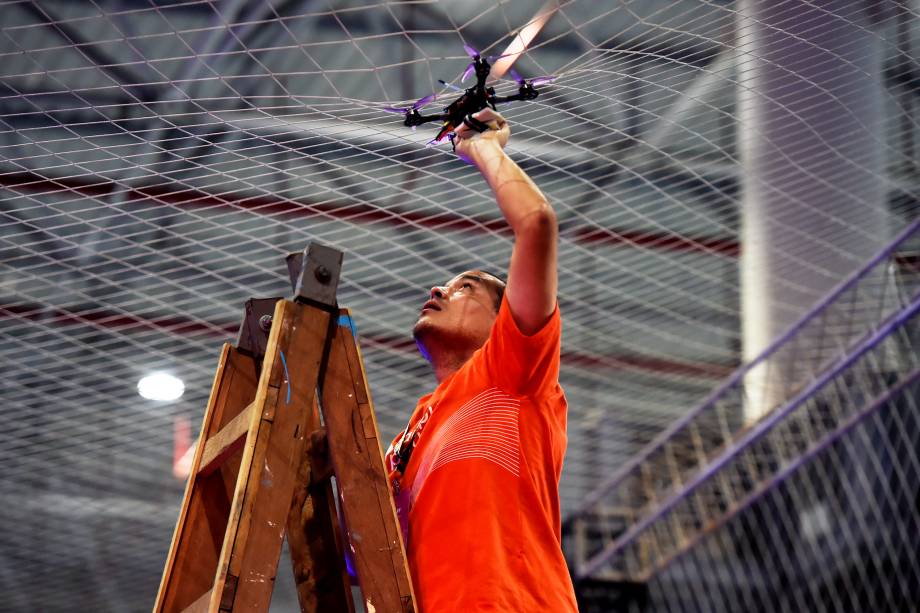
737,0,891,422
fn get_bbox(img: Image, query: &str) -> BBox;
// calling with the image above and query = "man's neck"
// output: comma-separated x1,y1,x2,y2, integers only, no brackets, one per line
424,341,478,384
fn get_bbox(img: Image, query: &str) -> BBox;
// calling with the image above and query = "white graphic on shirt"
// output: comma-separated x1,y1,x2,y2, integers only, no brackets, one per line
412,387,521,501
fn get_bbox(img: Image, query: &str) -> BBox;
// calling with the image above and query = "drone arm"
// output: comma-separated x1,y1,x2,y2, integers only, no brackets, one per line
404,113,447,127
415,113,447,124
490,90,539,105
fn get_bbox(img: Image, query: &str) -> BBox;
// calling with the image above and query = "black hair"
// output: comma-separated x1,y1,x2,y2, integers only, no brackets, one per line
477,270,506,312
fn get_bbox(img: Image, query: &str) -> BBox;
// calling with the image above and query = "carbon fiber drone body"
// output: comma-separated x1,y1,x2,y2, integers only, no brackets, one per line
383,45,556,147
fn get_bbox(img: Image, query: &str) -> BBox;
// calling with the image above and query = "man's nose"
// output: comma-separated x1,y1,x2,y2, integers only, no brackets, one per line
430,286,446,299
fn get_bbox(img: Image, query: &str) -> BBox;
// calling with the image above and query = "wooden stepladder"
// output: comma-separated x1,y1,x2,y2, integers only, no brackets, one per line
154,244,415,613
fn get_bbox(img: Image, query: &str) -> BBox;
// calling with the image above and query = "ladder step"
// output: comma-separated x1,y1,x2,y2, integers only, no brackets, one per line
197,401,255,476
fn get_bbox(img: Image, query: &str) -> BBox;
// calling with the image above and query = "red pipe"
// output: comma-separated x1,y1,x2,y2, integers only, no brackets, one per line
0,171,740,256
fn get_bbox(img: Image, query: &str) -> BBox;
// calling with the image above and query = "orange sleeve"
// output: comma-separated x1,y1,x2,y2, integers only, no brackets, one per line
477,295,561,396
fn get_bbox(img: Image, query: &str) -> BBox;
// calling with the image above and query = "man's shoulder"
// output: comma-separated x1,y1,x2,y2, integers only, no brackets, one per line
491,297,561,346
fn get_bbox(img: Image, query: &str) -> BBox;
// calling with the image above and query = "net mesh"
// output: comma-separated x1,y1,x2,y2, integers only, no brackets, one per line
0,1,917,611
567,220,920,585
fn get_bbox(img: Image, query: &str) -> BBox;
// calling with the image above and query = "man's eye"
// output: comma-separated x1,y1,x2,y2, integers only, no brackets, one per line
462,283,473,289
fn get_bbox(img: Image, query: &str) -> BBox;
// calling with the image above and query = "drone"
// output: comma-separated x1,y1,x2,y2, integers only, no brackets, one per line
383,44,556,148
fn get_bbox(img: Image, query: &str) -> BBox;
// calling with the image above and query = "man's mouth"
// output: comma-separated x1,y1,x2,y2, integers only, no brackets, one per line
421,300,442,313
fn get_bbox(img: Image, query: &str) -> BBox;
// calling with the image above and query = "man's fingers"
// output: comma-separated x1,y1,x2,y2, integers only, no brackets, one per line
454,121,473,140
455,109,505,141
472,108,505,129
463,114,492,133
453,108,509,150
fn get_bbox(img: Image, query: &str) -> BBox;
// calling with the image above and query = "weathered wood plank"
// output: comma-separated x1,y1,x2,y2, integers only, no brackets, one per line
214,299,333,611
287,399,356,613
216,387,278,612
340,314,412,601
157,300,412,613
154,344,229,613
320,311,415,613
197,402,255,476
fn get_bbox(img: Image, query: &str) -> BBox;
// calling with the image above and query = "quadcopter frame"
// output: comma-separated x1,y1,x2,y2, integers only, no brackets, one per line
394,53,548,146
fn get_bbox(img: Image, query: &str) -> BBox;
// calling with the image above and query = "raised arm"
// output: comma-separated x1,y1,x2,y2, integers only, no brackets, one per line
454,108,558,335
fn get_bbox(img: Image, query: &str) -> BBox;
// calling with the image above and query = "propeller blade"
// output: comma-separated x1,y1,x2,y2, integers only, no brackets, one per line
438,79,464,92
530,75,557,86
461,63,475,82
463,43,479,58
509,68,525,85
488,0,558,81
382,106,409,114
412,93,437,109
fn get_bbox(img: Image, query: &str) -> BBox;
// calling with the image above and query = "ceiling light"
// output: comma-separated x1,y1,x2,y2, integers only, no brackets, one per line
137,373,185,401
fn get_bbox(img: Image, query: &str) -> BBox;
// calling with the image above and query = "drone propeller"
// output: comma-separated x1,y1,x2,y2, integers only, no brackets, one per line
530,75,557,86
438,79,464,93
508,68,557,87
461,62,478,83
382,106,408,114
460,43,482,81
487,0,558,81
382,92,437,114
460,44,514,82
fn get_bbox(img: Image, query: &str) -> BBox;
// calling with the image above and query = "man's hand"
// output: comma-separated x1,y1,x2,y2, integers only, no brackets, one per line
453,108,509,166
453,108,558,336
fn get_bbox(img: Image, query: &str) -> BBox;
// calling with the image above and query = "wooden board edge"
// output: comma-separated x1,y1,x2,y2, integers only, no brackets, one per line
197,402,256,476
154,344,232,613
209,377,283,601
329,319,417,612
215,300,291,579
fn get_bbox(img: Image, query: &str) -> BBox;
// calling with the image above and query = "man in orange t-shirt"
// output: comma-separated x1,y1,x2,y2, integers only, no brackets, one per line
385,109,578,612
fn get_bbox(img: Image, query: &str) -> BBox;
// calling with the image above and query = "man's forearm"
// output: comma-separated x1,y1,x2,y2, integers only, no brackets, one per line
456,109,558,332
471,145,556,234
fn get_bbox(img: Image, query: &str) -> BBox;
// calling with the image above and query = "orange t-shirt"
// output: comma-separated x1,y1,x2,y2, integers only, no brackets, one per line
385,297,578,612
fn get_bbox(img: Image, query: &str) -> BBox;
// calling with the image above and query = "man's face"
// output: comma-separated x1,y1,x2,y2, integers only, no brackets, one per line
412,270,503,356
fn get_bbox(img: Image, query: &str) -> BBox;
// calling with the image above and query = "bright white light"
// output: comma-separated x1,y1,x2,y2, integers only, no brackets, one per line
137,373,185,401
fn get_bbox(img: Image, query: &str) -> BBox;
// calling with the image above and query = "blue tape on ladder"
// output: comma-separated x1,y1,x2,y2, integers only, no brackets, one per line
278,349,292,404
338,313,357,337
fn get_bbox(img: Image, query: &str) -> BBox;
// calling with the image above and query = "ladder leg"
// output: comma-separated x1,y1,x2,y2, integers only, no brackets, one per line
318,311,415,613
155,345,260,613
215,300,333,611
154,299,334,613
287,402,356,613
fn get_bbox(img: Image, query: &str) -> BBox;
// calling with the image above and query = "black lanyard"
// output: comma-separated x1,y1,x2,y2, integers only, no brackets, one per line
390,405,433,493
391,424,414,477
